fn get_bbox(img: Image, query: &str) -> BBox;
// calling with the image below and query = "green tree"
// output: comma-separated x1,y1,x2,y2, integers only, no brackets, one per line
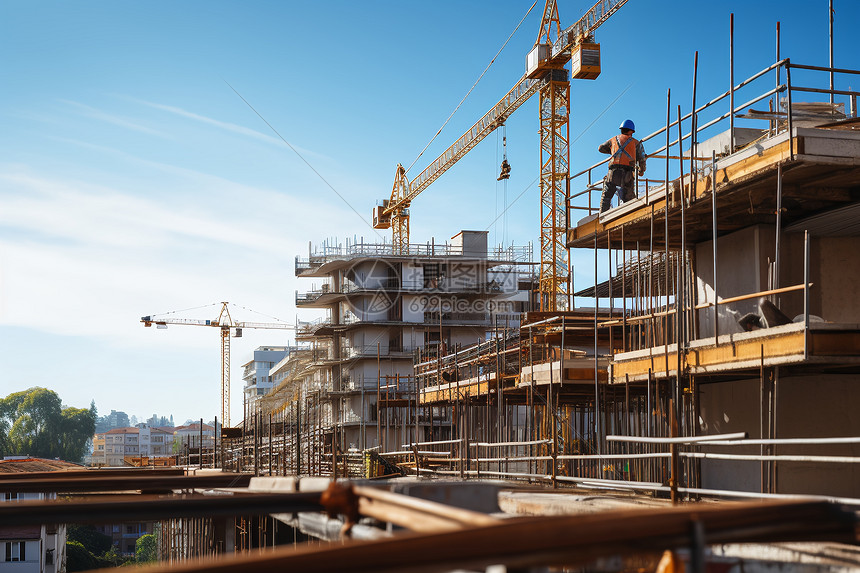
0,388,96,462
135,534,157,563
96,545,133,568
66,541,97,572
67,525,112,556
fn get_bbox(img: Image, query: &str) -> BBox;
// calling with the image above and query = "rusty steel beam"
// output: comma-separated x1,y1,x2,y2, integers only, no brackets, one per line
131,501,857,573
0,473,252,493
0,468,185,481
352,485,499,532
0,492,323,526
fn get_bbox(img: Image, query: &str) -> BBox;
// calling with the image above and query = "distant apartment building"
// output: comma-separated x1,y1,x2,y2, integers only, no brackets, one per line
91,522,154,558
94,410,130,434
145,414,173,427
0,457,72,573
173,423,215,450
90,426,174,466
241,346,293,416
137,425,174,457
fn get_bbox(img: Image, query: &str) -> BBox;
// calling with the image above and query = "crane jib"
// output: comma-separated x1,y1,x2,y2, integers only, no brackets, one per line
384,76,545,214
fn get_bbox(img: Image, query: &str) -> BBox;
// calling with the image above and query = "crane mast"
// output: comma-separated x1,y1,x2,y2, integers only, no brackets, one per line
535,0,570,311
375,0,629,310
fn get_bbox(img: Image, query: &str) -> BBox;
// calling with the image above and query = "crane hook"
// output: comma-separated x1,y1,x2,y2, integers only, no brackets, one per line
497,127,511,181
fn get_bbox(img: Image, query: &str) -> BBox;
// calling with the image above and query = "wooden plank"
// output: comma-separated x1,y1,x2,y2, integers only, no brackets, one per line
690,331,805,370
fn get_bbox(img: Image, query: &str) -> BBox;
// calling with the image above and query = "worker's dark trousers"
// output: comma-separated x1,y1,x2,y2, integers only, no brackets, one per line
600,167,635,212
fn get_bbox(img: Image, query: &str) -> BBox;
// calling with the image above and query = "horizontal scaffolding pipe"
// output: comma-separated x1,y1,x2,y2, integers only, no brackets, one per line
607,432,747,444
560,477,667,490
677,487,860,507
473,439,551,448
790,86,860,97
787,62,860,75
705,436,860,446
682,452,860,463
463,470,550,480
695,283,810,310
474,456,554,463
403,438,464,447
555,452,671,461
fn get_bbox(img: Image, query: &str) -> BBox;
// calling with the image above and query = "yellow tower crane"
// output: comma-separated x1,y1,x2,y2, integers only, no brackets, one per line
372,0,628,311
141,302,295,428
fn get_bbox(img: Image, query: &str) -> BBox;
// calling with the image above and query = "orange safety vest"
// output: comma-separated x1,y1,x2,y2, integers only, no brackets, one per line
609,134,638,167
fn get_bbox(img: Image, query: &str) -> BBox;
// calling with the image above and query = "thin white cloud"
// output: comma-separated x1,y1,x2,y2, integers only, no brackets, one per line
124,96,330,161
59,99,168,137
41,135,383,241
0,168,344,255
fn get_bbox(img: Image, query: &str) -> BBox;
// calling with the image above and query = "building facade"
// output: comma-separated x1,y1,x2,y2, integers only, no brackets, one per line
238,230,534,473
241,346,293,416
90,426,175,467
0,458,71,573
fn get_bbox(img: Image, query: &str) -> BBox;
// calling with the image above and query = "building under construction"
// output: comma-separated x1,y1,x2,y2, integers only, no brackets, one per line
223,9,860,501
177,29,860,569
10,0,860,571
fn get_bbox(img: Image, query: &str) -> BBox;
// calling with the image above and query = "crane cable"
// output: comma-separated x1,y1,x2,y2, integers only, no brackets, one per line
502,125,508,246
149,302,221,319
483,82,634,232
405,0,539,175
231,303,293,324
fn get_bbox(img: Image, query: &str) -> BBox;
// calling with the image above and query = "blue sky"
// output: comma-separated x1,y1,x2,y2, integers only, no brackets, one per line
1,1,858,425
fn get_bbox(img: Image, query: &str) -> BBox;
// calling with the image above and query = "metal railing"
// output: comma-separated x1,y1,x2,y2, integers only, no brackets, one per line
381,432,860,505
296,241,533,271
569,59,860,218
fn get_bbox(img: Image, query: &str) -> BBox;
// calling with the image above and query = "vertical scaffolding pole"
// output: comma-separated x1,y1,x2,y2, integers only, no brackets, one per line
377,342,381,449
729,14,735,153
664,89,671,373
676,104,686,422
621,228,627,350
804,230,810,359
760,345,766,493
775,163,783,291
711,151,719,341
786,60,794,161
690,51,699,208
776,21,781,90
593,232,600,456
829,0,834,106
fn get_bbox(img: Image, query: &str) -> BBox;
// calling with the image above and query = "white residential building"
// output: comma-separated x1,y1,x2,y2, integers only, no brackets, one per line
242,346,294,415
0,458,70,573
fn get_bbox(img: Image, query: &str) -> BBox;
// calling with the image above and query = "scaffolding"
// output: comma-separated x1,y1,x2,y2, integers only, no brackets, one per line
208,20,860,510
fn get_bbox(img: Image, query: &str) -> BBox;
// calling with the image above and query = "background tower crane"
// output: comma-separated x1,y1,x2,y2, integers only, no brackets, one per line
141,302,295,427
372,0,628,310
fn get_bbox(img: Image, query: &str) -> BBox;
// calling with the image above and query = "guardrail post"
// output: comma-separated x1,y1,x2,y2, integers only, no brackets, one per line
786,60,794,161
804,230,810,359
669,398,679,504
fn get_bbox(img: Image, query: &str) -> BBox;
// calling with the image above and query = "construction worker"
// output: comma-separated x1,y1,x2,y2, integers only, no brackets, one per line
598,119,646,212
